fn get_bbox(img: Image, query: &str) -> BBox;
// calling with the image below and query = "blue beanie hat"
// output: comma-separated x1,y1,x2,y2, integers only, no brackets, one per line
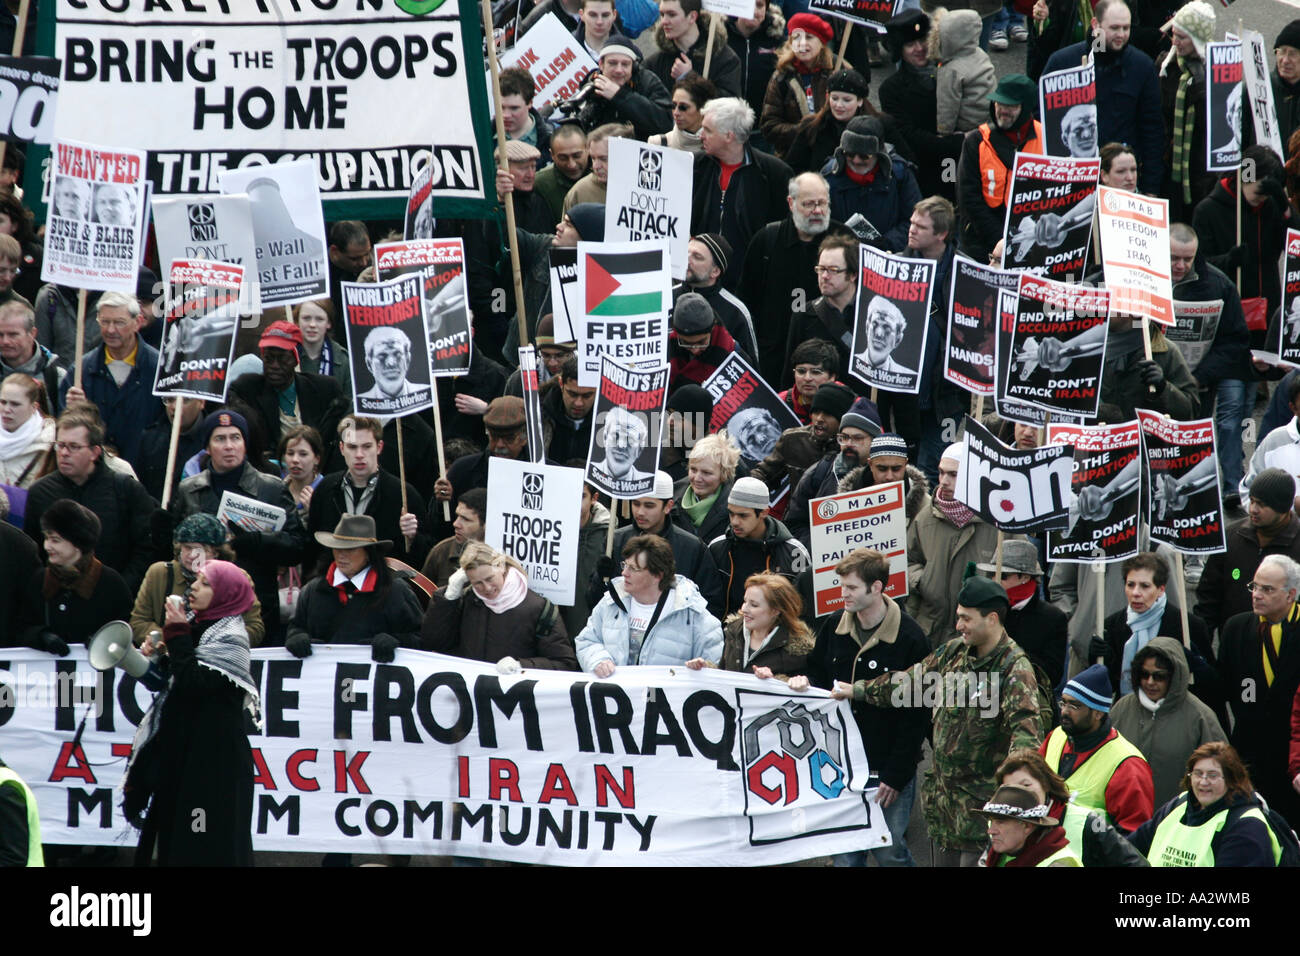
1063,663,1113,713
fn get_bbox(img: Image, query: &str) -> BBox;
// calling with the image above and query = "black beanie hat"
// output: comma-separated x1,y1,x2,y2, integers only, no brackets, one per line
667,383,713,417
826,68,869,99
41,498,101,555
1276,19,1300,52
1249,467,1296,514
810,382,855,420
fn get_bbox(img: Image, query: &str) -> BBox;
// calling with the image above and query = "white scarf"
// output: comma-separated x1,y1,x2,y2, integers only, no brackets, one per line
0,411,43,460
1137,688,1164,713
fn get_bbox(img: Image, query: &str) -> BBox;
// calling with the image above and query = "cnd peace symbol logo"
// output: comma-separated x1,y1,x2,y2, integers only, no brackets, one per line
521,471,544,510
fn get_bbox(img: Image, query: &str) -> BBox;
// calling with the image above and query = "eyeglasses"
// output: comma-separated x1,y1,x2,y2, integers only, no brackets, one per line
54,441,91,453
620,561,646,573
1247,582,1283,593
813,265,846,275
792,365,828,377
1190,770,1223,782
1057,698,1089,712
672,102,694,112
797,199,829,210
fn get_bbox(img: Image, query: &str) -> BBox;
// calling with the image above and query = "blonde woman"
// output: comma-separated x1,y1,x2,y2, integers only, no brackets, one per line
0,373,53,488
673,431,740,543
421,541,577,671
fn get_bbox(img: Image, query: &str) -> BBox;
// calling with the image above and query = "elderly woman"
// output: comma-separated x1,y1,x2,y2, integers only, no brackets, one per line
673,432,740,544
975,784,1081,867
131,512,265,647
421,541,577,670
17,499,132,654
294,298,351,397
1100,142,1139,192
1128,741,1286,867
649,75,717,155
760,12,838,157
686,572,812,678
123,559,260,866
0,373,53,490
285,514,422,662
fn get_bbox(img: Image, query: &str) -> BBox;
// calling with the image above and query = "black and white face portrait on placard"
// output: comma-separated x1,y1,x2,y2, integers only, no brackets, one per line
1060,104,1098,158
359,326,419,400
601,404,652,482
857,295,917,377
93,182,135,225
52,176,89,221
727,406,784,463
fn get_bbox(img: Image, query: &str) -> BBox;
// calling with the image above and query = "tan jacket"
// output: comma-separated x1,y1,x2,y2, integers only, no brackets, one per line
130,559,265,647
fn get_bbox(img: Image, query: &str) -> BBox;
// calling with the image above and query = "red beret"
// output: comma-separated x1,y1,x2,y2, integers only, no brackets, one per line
787,12,833,45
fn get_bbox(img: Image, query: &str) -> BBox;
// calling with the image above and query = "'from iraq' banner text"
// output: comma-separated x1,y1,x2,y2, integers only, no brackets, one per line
0,648,888,865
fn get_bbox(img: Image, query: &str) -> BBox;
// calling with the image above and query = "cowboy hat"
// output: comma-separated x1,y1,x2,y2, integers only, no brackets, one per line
313,514,393,553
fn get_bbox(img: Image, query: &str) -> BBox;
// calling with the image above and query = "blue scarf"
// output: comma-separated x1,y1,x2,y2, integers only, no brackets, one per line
1120,593,1168,695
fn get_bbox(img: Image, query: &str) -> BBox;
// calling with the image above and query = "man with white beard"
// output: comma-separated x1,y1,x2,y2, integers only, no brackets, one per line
740,171,852,383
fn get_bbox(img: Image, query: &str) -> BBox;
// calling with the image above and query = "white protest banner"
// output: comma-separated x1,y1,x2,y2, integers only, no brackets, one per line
151,193,260,312
549,247,580,343
342,273,435,417
153,259,243,402
375,238,473,377
702,351,801,465
0,56,59,143
1241,30,1286,159
585,355,669,499
499,12,598,109
42,138,147,292
1097,186,1174,326
1001,153,1099,279
1166,299,1224,370
1045,420,1141,563
703,0,757,16
52,0,494,211
944,255,1020,395
604,137,693,281
576,238,671,387
807,482,908,617
1000,273,1110,420
486,458,583,603
956,416,1075,534
519,346,546,464
0,647,888,865
1039,61,1095,158
217,490,287,533
1281,229,1300,364
1137,411,1226,556
1205,41,1243,171
849,245,934,396
220,159,328,308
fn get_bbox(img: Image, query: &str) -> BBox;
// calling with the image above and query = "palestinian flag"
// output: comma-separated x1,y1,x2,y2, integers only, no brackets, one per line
584,248,665,317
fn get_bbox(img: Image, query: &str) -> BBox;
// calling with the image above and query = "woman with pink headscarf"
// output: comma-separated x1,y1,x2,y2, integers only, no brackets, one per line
123,559,261,866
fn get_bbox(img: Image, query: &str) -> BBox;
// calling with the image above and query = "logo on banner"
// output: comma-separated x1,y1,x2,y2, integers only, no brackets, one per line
522,471,545,510
816,499,840,519
187,202,216,241
742,701,847,806
638,149,662,190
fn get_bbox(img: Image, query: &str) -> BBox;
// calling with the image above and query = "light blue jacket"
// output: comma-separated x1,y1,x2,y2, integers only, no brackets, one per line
575,575,723,672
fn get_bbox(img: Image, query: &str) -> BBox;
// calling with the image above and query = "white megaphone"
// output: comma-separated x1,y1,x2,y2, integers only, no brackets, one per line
88,621,151,678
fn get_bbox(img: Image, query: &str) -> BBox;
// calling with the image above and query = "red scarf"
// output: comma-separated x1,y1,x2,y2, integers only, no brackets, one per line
330,563,377,605
845,164,878,186
1005,578,1038,607
984,825,1073,867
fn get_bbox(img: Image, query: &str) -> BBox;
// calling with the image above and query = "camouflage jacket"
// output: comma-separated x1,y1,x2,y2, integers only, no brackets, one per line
856,630,1045,851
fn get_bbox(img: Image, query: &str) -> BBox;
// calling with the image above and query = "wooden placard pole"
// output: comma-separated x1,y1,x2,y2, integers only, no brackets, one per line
481,0,530,350
605,500,618,556
834,24,852,73
72,288,88,389
973,393,984,421
1092,553,1106,663
429,387,451,521
702,14,721,78
994,529,1005,580
0,0,30,175
395,414,410,514
159,398,185,511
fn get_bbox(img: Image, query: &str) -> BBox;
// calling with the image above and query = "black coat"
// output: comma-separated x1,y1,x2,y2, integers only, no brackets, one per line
1274,70,1300,150
287,572,423,648
24,460,158,595
804,598,931,790
878,62,962,201
1218,608,1300,826
691,147,793,292
541,383,593,465
422,581,576,669
126,619,254,866
136,414,207,505
1193,179,1290,313
957,108,1038,262
740,217,852,384
305,469,432,575
1005,591,1069,690
725,13,784,122
574,66,673,141
0,522,39,647
672,478,734,547
1171,255,1252,387
718,616,814,677
16,561,132,648
433,351,509,446
1196,516,1300,637
229,370,347,461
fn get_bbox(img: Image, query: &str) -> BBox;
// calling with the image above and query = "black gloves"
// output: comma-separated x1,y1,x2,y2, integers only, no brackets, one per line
227,523,263,556
37,630,69,657
1259,176,1288,212
596,555,618,581
1087,636,1110,665
285,633,313,658
1223,244,1248,269
150,510,176,555
1136,359,1166,394
371,634,399,663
